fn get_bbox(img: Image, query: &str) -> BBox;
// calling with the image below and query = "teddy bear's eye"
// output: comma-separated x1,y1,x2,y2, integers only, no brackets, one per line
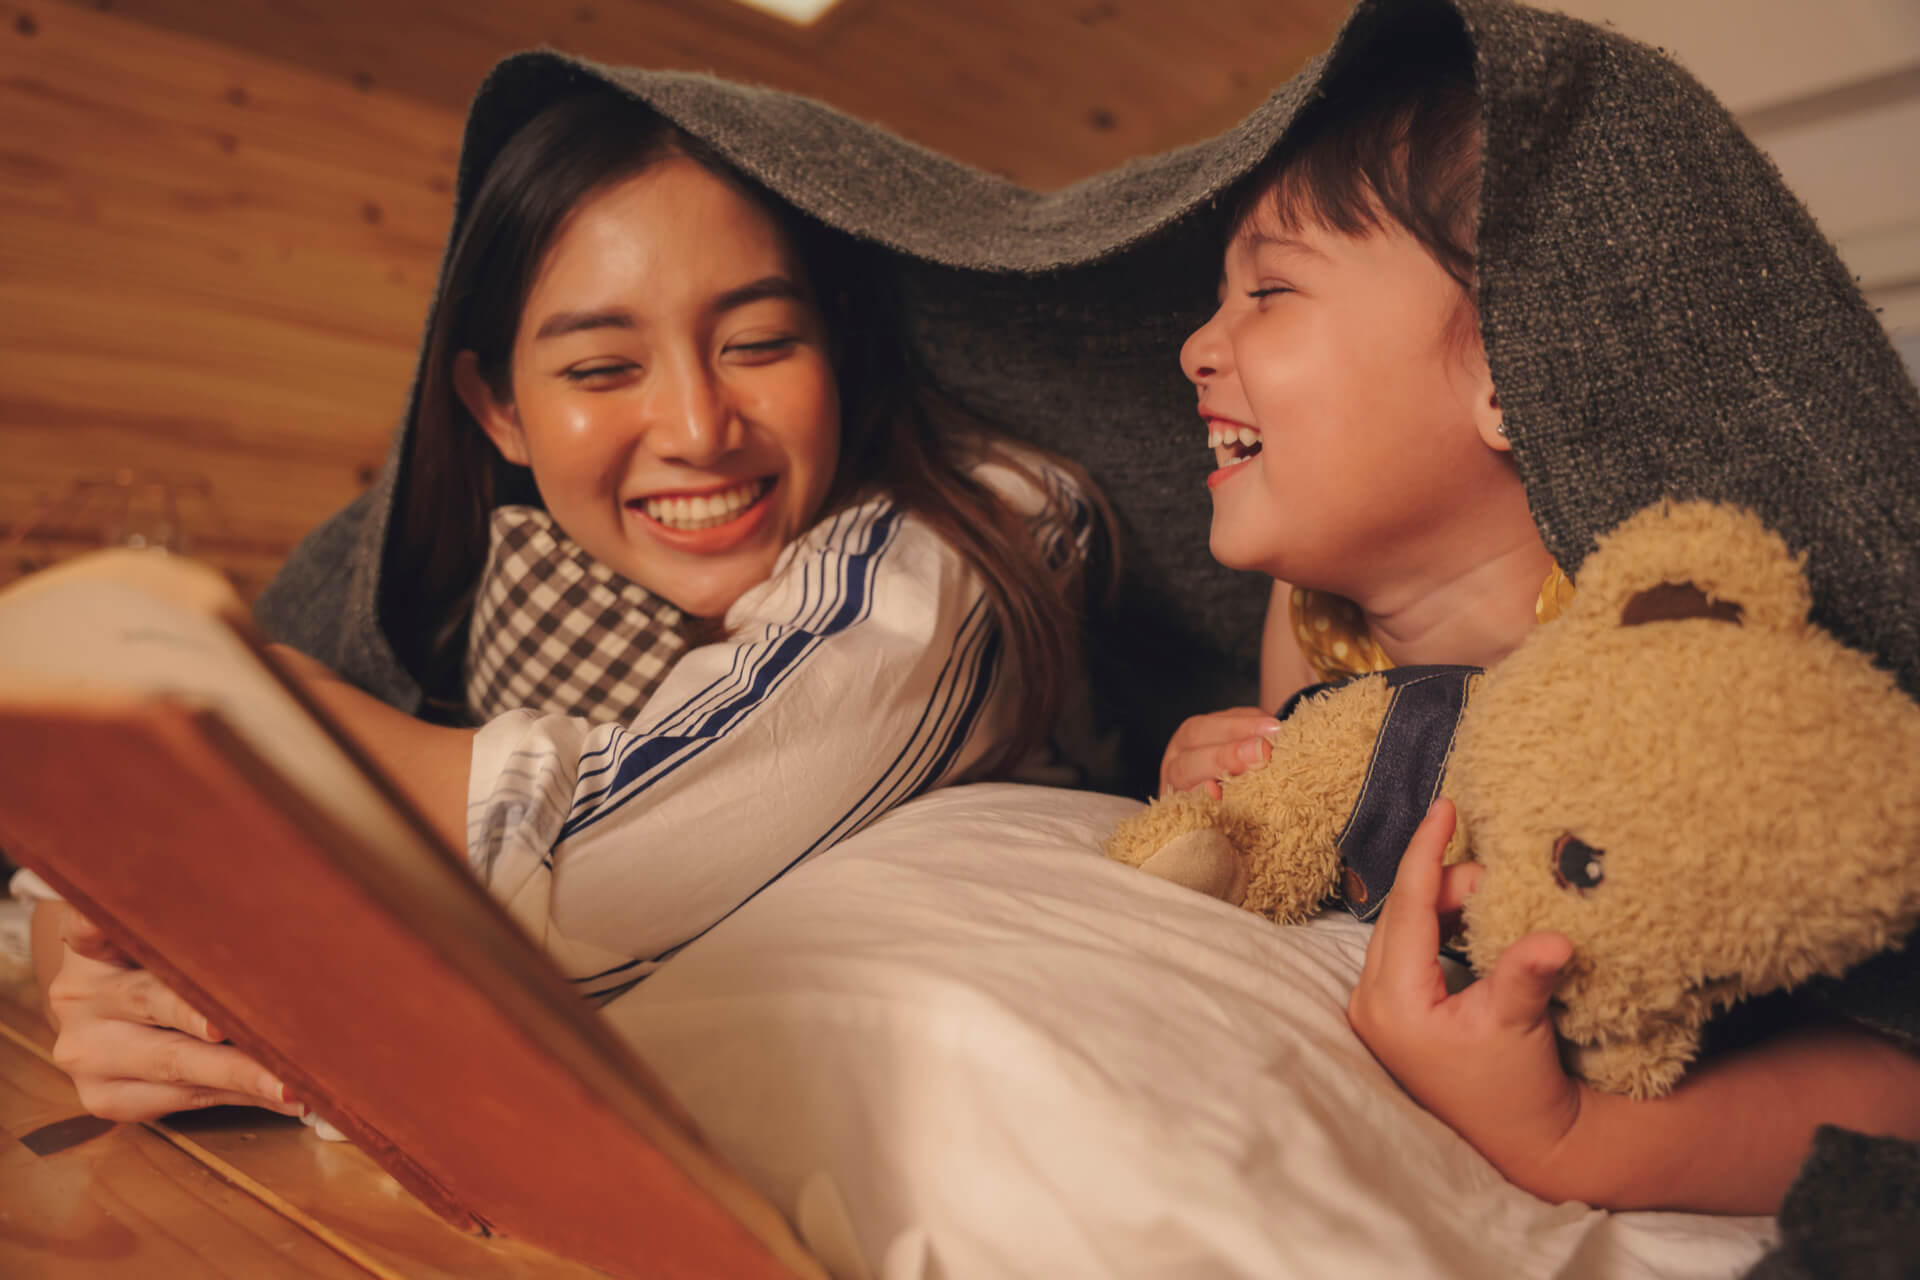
1553,833,1605,892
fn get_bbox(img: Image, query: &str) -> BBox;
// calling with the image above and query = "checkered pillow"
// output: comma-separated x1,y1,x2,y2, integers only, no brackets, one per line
464,505,696,725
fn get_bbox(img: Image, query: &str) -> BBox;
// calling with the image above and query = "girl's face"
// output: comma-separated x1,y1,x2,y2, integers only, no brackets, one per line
459,157,841,618
1178,207,1512,601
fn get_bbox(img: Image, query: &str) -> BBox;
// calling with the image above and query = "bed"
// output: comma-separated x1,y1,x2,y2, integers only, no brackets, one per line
605,783,1777,1278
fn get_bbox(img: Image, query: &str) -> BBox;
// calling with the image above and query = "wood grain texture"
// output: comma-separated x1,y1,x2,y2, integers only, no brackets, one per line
0,0,461,598
51,0,1353,189
0,960,693,1279
0,1003,374,1279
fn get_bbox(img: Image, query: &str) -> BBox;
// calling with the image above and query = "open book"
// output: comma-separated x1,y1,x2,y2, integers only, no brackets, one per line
0,550,822,1279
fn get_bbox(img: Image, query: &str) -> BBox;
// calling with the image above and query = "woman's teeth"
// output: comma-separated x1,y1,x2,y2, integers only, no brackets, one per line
640,479,770,531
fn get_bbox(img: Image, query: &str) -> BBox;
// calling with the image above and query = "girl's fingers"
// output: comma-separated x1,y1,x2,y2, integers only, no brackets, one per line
1371,799,1456,964
1160,741,1259,794
1481,931,1574,1030
1434,860,1484,917
1161,733,1280,794
1159,709,1284,794
1167,709,1282,751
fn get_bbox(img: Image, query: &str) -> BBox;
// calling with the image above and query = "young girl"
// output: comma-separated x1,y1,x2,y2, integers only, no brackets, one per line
31,85,1105,1122
1161,14,1920,1215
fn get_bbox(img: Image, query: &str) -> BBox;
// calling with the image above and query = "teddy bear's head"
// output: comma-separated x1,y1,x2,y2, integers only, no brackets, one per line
1454,501,1920,1098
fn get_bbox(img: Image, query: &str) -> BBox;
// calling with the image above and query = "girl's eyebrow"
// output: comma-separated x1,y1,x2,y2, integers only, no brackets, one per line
1243,229,1328,259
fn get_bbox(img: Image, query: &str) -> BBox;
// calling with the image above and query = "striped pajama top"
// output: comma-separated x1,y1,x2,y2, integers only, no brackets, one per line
463,455,1093,999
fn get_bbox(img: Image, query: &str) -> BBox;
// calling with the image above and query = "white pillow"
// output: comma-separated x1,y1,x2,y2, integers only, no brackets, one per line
605,783,1774,1279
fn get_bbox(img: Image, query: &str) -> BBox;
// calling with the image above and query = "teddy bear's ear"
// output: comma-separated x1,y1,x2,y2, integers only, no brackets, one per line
1561,501,1811,633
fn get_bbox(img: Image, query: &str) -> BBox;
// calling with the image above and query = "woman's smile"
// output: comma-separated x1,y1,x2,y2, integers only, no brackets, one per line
459,156,842,619
626,477,778,551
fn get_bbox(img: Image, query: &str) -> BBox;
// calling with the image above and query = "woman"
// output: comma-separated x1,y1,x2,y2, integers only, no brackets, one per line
31,85,1109,1121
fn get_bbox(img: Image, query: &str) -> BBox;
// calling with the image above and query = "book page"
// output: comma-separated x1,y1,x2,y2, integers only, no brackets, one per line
0,560,426,870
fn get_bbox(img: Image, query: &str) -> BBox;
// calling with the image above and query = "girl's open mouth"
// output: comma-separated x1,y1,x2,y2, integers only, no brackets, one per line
1208,423,1263,474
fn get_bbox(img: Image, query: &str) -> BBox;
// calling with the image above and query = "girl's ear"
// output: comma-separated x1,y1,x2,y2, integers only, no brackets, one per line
454,350,530,467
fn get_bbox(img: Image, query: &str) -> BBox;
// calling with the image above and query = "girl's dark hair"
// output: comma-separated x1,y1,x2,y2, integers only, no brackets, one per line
1234,28,1481,320
385,88,1107,772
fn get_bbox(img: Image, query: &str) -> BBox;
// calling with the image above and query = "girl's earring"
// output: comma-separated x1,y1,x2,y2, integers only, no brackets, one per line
1496,423,1508,438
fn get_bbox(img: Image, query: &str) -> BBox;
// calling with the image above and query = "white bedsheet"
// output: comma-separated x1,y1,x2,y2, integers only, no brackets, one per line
605,783,1775,1279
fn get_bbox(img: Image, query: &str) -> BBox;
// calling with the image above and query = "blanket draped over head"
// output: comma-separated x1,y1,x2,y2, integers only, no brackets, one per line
260,0,1919,1251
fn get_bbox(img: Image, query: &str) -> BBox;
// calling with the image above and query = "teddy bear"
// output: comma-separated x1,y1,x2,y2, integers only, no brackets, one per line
1105,501,1920,1098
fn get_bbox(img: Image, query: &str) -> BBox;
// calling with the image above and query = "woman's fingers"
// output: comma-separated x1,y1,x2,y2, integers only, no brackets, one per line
52,1019,296,1122
48,951,225,1043
113,967,225,1043
77,1081,303,1123
56,904,130,966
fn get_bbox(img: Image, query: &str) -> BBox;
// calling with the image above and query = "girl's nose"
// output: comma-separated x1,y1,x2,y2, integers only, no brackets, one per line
1180,308,1229,385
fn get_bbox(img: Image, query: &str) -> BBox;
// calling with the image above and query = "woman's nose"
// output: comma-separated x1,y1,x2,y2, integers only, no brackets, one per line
650,358,736,464
1180,308,1228,386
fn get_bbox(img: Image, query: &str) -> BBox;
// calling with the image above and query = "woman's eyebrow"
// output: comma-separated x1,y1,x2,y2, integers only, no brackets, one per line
531,276,803,341
710,275,804,315
533,309,635,341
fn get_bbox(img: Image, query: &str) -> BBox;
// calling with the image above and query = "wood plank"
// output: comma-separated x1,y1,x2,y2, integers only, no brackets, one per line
0,998,374,1278
0,0,461,597
0,967,630,1279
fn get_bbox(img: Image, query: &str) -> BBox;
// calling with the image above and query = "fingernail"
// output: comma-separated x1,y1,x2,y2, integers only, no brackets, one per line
1238,738,1267,764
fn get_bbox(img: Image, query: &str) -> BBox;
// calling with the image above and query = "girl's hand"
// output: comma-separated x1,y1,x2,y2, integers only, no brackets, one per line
1346,799,1584,1190
36,901,301,1122
1158,707,1283,797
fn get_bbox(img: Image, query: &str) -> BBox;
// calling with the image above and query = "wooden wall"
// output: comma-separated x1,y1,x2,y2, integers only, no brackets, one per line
2,0,462,597
1,0,1348,598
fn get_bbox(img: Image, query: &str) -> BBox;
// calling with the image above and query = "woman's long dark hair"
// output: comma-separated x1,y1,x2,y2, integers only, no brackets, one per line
384,88,1109,771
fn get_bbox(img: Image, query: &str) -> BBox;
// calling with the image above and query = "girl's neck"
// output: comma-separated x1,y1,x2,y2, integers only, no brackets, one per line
1355,533,1556,671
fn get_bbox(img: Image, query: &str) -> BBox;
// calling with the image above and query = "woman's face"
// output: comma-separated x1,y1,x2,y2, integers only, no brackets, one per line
460,157,841,618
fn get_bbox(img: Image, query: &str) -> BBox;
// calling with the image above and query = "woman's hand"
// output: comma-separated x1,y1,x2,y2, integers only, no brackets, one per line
1346,799,1584,1189
1158,707,1283,797
34,901,301,1122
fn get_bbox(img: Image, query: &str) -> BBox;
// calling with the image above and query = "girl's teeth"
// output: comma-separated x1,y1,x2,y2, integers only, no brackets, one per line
641,479,769,531
1206,425,1262,455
